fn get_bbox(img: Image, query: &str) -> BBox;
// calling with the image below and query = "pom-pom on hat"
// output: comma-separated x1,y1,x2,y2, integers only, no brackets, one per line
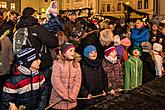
16,48,40,68
104,47,116,57
83,45,97,58
60,42,75,54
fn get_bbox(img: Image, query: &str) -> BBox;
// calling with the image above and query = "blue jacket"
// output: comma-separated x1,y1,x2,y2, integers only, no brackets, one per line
131,27,150,46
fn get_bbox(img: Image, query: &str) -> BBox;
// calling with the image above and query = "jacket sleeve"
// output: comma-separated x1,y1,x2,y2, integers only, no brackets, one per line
69,65,82,100
37,78,48,110
51,62,69,100
101,66,109,93
37,26,59,48
1,79,17,110
131,29,150,42
124,61,131,90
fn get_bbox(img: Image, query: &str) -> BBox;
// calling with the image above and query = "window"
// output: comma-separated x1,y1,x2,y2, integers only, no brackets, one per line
66,0,70,3
144,0,148,9
102,4,106,12
0,1,7,8
137,0,142,9
117,3,122,11
11,3,16,10
107,4,111,12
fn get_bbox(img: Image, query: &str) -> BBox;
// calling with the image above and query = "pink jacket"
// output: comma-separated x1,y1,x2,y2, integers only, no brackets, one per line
50,60,82,109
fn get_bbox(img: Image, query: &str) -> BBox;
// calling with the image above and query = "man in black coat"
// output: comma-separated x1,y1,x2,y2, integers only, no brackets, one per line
76,29,114,60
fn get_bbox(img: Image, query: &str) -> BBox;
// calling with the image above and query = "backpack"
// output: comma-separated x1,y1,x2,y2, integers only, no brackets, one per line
13,27,32,54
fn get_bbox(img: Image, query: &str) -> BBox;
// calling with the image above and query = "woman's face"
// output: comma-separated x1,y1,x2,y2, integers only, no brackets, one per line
152,24,158,31
64,47,75,60
88,51,97,60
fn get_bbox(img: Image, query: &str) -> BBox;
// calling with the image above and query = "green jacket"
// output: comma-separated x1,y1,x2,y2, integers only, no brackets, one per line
124,56,143,90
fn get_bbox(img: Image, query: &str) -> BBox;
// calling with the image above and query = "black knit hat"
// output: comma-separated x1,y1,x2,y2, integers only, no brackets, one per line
16,48,40,68
60,43,75,54
22,7,36,17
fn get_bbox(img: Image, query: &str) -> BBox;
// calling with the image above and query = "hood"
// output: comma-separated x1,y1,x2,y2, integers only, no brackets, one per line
14,65,39,76
16,16,39,30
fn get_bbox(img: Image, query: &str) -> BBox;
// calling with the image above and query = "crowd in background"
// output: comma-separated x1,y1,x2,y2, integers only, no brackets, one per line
0,0,165,110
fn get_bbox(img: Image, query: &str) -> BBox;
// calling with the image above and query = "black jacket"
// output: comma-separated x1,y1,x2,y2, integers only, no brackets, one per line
79,58,108,97
16,16,59,71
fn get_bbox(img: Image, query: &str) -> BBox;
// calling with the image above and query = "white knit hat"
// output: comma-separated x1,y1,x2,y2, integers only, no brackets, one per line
153,43,162,52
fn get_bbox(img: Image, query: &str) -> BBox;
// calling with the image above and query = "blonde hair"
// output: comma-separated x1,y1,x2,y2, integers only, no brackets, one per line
56,50,81,68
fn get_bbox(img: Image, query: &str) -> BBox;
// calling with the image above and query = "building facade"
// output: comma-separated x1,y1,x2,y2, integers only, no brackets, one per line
61,0,99,15
100,0,154,18
0,0,21,13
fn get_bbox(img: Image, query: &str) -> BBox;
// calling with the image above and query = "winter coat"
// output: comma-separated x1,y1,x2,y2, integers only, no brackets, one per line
124,56,143,90
153,50,163,76
0,36,13,76
50,60,82,109
102,59,124,90
42,13,64,37
16,16,59,71
79,58,108,97
131,27,150,46
1,66,47,110
141,51,156,83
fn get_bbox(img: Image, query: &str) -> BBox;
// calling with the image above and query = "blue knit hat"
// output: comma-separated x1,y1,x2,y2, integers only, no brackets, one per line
83,45,97,58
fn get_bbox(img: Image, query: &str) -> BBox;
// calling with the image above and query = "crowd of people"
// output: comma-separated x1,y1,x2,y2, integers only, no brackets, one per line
0,0,165,110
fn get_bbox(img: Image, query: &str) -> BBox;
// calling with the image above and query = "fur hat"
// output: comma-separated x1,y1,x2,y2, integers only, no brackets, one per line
83,45,97,58
121,38,131,47
60,42,75,54
22,7,36,17
104,47,116,57
153,43,162,52
16,48,40,68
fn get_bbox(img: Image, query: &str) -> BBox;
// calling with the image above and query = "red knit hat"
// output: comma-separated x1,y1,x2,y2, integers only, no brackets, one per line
104,47,116,57
61,43,75,54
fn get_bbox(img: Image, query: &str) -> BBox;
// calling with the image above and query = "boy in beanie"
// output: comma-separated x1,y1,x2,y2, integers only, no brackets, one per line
102,46,124,96
50,42,82,109
124,46,143,90
1,48,47,110
78,45,108,102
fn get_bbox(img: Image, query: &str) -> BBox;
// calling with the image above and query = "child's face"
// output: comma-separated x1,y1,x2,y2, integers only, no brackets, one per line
64,47,75,60
133,49,140,57
30,59,41,70
109,50,117,58
88,51,97,60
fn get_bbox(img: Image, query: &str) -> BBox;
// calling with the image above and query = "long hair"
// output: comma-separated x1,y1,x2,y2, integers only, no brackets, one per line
56,50,81,68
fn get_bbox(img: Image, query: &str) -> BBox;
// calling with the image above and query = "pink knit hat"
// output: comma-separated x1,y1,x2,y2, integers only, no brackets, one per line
104,47,116,57
121,38,131,47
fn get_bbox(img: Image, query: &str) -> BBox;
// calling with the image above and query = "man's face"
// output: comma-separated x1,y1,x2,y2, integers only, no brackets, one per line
136,20,143,29
9,14,17,22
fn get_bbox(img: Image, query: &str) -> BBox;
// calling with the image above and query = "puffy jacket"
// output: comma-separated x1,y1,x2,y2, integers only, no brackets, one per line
1,66,47,110
131,27,150,46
